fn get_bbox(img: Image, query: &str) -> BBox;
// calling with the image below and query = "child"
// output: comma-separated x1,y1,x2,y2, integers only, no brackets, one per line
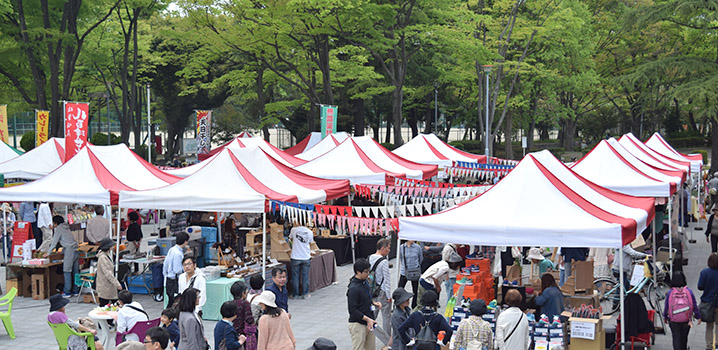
398,290,453,349
160,308,180,349
215,300,248,350
664,272,701,350
391,288,414,350
247,274,265,323
47,294,104,350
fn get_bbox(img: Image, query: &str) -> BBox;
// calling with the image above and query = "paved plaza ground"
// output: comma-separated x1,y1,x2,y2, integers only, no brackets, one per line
0,219,714,349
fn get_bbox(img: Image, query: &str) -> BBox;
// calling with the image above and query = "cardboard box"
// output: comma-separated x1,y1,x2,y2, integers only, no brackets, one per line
269,223,284,241
630,234,646,251
573,260,594,291
32,274,46,300
82,293,97,304
570,329,605,350
6,279,19,293
272,250,291,261
565,292,599,309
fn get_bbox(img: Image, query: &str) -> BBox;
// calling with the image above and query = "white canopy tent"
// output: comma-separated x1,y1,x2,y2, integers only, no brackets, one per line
0,141,22,163
285,131,349,156
392,133,488,167
645,133,702,173
294,138,406,185
352,136,438,179
296,133,349,161
0,138,65,180
619,133,691,175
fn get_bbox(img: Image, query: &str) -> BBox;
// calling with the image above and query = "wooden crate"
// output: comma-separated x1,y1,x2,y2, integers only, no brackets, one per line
32,274,46,300
5,279,19,293
245,231,264,257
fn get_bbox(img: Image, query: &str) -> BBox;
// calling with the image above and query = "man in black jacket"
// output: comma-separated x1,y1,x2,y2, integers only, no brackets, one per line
347,258,382,350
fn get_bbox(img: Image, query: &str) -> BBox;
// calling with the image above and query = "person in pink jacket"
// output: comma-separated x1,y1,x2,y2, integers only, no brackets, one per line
256,291,295,349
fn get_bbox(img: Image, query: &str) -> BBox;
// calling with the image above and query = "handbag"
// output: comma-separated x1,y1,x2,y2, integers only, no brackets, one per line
404,246,421,281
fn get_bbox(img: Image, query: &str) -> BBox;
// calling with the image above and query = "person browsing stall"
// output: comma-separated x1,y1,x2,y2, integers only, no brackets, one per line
163,232,189,307
416,252,462,308
215,300,248,350
86,205,110,244
533,273,564,322
43,215,79,296
126,211,143,254
454,299,494,350
96,237,123,306
178,255,207,315
527,248,554,275
347,258,382,350
398,290,453,350
289,225,314,299
178,288,208,349
267,267,289,312
256,291,295,350
495,289,530,350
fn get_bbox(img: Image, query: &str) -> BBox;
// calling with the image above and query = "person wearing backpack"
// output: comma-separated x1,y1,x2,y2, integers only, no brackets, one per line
663,272,700,350
698,253,718,350
369,238,393,346
705,206,718,253
347,258,382,350
398,290,453,350
454,299,493,350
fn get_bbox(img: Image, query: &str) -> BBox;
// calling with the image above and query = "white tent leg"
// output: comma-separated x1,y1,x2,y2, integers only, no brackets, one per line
115,205,121,276
395,238,402,290
262,210,266,283
669,196,674,276
3,210,7,264
619,249,625,350
652,217,657,267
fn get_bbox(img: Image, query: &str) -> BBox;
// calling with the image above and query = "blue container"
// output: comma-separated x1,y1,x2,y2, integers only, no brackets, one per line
202,227,218,263
156,237,176,256
127,274,153,295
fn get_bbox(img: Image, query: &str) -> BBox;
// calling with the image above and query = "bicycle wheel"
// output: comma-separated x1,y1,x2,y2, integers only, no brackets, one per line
647,280,670,334
594,278,620,315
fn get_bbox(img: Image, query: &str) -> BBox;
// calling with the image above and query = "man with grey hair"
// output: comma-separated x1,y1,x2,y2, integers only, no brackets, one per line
708,172,718,210
86,205,110,244
369,238,392,339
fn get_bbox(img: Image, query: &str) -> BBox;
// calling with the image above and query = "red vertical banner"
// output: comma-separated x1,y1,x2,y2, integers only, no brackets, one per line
64,102,90,160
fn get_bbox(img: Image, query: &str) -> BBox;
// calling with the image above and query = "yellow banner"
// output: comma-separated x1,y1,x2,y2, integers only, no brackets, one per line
0,105,8,143
36,110,50,146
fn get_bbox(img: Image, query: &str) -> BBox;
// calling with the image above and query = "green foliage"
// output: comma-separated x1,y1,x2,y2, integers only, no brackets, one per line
664,131,708,148
449,140,484,152
380,143,396,151
689,150,708,164
20,131,35,152
90,133,122,146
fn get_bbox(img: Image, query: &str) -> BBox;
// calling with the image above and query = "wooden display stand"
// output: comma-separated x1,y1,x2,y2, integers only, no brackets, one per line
245,231,263,257
5,262,64,299
271,239,291,261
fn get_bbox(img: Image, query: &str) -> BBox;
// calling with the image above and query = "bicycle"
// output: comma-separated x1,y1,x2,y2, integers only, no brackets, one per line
594,259,670,332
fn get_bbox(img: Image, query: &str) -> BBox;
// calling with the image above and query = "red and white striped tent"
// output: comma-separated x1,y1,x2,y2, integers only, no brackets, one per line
0,138,65,180
352,136,438,179
285,131,349,156
399,149,655,247
645,132,702,173
237,131,254,138
196,136,305,167
295,138,407,185
121,147,350,210
393,133,488,167
619,133,691,176
571,139,682,197
296,132,350,161
0,144,180,204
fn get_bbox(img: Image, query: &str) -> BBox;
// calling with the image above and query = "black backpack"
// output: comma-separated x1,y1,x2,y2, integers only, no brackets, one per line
415,312,439,350
367,256,387,298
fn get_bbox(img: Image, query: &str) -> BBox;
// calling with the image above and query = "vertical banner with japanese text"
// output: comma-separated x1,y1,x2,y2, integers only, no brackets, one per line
36,110,50,147
0,105,8,143
64,102,90,161
320,105,337,138
196,110,212,154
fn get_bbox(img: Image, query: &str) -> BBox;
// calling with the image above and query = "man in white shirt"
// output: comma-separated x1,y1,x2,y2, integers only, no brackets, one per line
368,238,392,338
117,290,149,342
36,202,53,253
178,255,206,316
289,225,314,299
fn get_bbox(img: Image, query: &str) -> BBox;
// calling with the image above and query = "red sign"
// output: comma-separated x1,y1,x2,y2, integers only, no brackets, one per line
11,221,31,258
64,102,90,160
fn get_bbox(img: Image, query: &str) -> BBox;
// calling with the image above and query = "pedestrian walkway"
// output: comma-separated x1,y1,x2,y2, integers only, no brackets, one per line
0,220,713,349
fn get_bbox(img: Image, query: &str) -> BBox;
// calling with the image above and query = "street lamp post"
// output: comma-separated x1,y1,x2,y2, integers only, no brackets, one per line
434,82,438,135
146,84,151,163
482,65,492,158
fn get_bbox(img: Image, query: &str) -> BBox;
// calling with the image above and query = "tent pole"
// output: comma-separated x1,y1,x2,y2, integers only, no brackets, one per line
395,238,402,290
652,214,657,267
669,195,674,276
619,247,625,350
115,205,121,276
262,210,266,284
2,209,7,264
106,205,112,240
349,192,356,263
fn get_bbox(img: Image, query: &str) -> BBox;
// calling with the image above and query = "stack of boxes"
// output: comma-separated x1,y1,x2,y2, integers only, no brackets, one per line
453,258,494,303
532,316,564,350
448,305,497,334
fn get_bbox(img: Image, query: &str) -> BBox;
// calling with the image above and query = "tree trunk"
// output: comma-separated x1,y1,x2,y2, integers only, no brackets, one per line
528,119,535,150
424,95,433,134
505,109,513,159
392,86,403,146
352,99,366,136
407,108,418,139
255,65,269,141
318,34,333,105
563,119,577,151
384,115,392,144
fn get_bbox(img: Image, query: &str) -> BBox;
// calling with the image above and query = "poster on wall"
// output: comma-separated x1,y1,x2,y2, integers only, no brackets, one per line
64,102,90,160
196,110,212,154
320,105,337,138
36,110,50,146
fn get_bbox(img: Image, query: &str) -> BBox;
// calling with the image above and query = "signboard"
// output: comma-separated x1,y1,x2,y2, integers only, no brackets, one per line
11,221,31,258
196,110,212,154
36,110,50,146
64,102,90,160
320,105,337,138
570,320,596,340
183,138,198,154
0,105,8,143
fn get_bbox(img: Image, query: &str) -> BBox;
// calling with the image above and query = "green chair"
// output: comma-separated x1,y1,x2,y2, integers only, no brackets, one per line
47,322,96,350
0,287,16,339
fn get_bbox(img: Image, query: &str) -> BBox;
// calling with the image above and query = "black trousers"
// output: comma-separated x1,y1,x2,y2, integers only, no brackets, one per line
398,275,419,309
165,277,179,307
669,321,690,350
711,235,718,253
99,298,116,306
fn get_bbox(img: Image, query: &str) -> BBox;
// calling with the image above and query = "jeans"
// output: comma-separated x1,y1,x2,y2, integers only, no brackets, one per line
63,250,79,294
444,276,456,300
63,271,79,294
669,321,690,350
711,234,718,253
290,258,311,297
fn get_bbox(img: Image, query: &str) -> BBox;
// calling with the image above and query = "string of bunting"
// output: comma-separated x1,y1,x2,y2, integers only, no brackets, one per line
315,202,433,219
269,200,315,226
314,212,399,236
354,184,489,199
390,176,476,188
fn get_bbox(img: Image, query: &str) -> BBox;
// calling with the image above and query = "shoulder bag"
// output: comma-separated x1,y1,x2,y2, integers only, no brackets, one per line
503,312,524,343
404,246,421,281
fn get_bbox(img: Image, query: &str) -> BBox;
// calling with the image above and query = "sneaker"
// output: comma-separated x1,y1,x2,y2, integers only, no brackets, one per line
551,315,562,328
538,314,549,326
302,294,311,299
62,292,73,297
289,295,296,299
